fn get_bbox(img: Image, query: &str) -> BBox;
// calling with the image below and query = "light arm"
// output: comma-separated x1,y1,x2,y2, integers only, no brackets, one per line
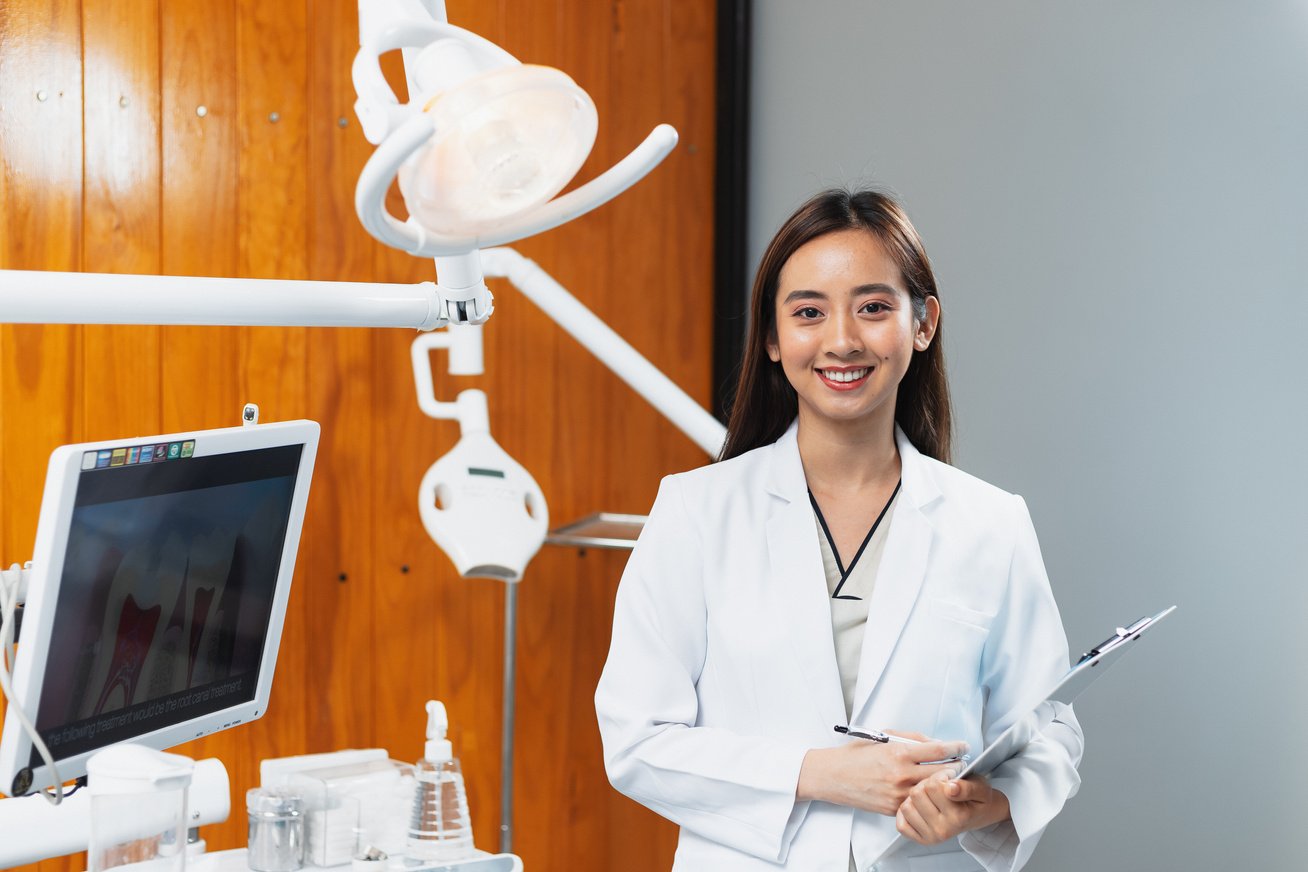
481,247,725,458
0,271,447,330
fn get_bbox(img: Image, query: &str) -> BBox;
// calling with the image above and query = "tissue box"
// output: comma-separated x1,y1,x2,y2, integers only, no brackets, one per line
287,758,416,867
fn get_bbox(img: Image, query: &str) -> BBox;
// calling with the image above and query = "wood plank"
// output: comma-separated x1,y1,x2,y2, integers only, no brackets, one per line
664,0,717,420
603,0,683,503
0,0,84,274
0,6,83,872
303,0,377,762
82,0,162,277
157,2,240,412
156,0,243,859
82,0,162,439
302,326,375,752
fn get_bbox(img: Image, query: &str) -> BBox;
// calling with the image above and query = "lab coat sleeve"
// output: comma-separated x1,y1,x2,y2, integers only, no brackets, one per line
595,476,811,863
958,495,1084,872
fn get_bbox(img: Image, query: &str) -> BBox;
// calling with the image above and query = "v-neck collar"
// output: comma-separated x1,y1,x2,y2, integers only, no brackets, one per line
809,479,901,598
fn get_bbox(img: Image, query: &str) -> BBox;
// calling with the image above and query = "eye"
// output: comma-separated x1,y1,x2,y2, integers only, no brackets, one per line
861,301,890,315
793,306,823,319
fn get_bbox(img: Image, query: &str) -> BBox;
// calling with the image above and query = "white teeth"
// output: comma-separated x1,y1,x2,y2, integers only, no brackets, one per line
820,368,868,383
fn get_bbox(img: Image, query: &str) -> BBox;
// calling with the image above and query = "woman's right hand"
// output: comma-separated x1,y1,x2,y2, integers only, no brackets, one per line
796,731,968,816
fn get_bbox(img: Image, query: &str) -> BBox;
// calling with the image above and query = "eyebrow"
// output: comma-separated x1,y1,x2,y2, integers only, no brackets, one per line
780,283,900,305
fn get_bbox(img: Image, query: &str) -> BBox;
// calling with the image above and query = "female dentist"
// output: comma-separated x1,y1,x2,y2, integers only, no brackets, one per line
595,189,1082,872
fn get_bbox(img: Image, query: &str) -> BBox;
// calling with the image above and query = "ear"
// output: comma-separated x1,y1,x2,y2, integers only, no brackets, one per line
766,330,781,363
914,296,940,352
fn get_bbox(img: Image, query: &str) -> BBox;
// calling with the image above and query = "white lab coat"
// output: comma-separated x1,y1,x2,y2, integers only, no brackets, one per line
596,423,1083,872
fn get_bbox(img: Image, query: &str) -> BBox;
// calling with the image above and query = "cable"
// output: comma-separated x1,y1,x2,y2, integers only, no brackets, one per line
56,775,86,798
0,562,63,803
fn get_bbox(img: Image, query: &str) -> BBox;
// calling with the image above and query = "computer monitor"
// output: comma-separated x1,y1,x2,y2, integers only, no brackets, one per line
0,420,319,796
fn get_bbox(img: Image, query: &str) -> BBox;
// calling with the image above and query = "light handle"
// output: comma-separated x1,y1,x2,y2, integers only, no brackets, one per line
352,19,518,145
411,333,490,432
355,122,678,258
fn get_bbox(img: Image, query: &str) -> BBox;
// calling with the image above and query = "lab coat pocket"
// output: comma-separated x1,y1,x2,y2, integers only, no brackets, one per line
928,597,995,633
928,598,992,736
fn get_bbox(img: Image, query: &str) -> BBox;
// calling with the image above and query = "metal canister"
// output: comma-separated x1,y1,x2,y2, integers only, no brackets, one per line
246,787,305,872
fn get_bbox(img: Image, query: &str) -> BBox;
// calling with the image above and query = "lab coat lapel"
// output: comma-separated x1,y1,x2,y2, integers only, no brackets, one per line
849,428,940,722
763,424,848,730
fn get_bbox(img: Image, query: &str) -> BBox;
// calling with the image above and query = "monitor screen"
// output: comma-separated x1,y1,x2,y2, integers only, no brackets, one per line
0,421,318,795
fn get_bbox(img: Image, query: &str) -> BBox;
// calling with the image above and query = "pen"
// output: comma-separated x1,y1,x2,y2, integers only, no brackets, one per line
834,725,907,744
834,725,971,765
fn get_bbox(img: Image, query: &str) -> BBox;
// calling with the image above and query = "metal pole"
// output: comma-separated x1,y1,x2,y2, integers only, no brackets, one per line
500,581,518,854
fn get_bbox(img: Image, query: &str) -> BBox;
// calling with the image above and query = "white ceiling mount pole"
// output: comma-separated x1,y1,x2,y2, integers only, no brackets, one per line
0,271,447,329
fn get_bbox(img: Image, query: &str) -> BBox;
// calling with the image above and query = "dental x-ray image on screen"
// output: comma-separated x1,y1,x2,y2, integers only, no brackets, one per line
36,449,296,762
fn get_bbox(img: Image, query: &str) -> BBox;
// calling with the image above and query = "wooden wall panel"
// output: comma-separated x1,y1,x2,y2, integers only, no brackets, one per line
0,3,715,871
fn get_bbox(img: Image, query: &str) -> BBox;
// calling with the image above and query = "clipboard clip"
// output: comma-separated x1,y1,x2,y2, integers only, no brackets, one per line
1076,614,1156,665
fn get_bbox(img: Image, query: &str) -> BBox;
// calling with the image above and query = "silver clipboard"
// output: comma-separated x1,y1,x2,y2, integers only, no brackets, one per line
955,604,1177,780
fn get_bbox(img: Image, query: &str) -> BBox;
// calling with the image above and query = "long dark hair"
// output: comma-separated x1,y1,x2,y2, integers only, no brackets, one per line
719,189,953,463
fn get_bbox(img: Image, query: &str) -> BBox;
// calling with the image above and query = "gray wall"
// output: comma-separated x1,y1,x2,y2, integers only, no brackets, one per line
750,2,1306,868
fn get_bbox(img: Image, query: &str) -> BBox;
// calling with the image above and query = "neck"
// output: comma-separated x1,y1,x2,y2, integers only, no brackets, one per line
796,407,901,495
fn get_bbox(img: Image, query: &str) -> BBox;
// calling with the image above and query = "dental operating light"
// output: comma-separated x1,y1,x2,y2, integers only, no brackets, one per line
351,11,678,326
398,64,599,235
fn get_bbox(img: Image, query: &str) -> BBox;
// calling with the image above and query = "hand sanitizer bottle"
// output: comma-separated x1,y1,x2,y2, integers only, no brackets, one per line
407,700,475,861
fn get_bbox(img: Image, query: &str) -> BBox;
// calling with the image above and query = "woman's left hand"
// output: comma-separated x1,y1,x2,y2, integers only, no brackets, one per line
895,769,1011,845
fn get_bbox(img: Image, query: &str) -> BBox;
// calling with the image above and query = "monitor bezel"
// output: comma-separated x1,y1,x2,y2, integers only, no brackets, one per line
0,419,319,795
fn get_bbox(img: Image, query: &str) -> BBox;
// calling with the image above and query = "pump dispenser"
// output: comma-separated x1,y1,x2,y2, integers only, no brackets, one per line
407,700,474,861
423,700,454,763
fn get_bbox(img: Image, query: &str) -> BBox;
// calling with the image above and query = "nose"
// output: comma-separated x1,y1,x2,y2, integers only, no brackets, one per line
824,310,863,358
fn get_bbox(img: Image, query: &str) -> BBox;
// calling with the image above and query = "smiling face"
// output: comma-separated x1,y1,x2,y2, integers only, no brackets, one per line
766,228,939,435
